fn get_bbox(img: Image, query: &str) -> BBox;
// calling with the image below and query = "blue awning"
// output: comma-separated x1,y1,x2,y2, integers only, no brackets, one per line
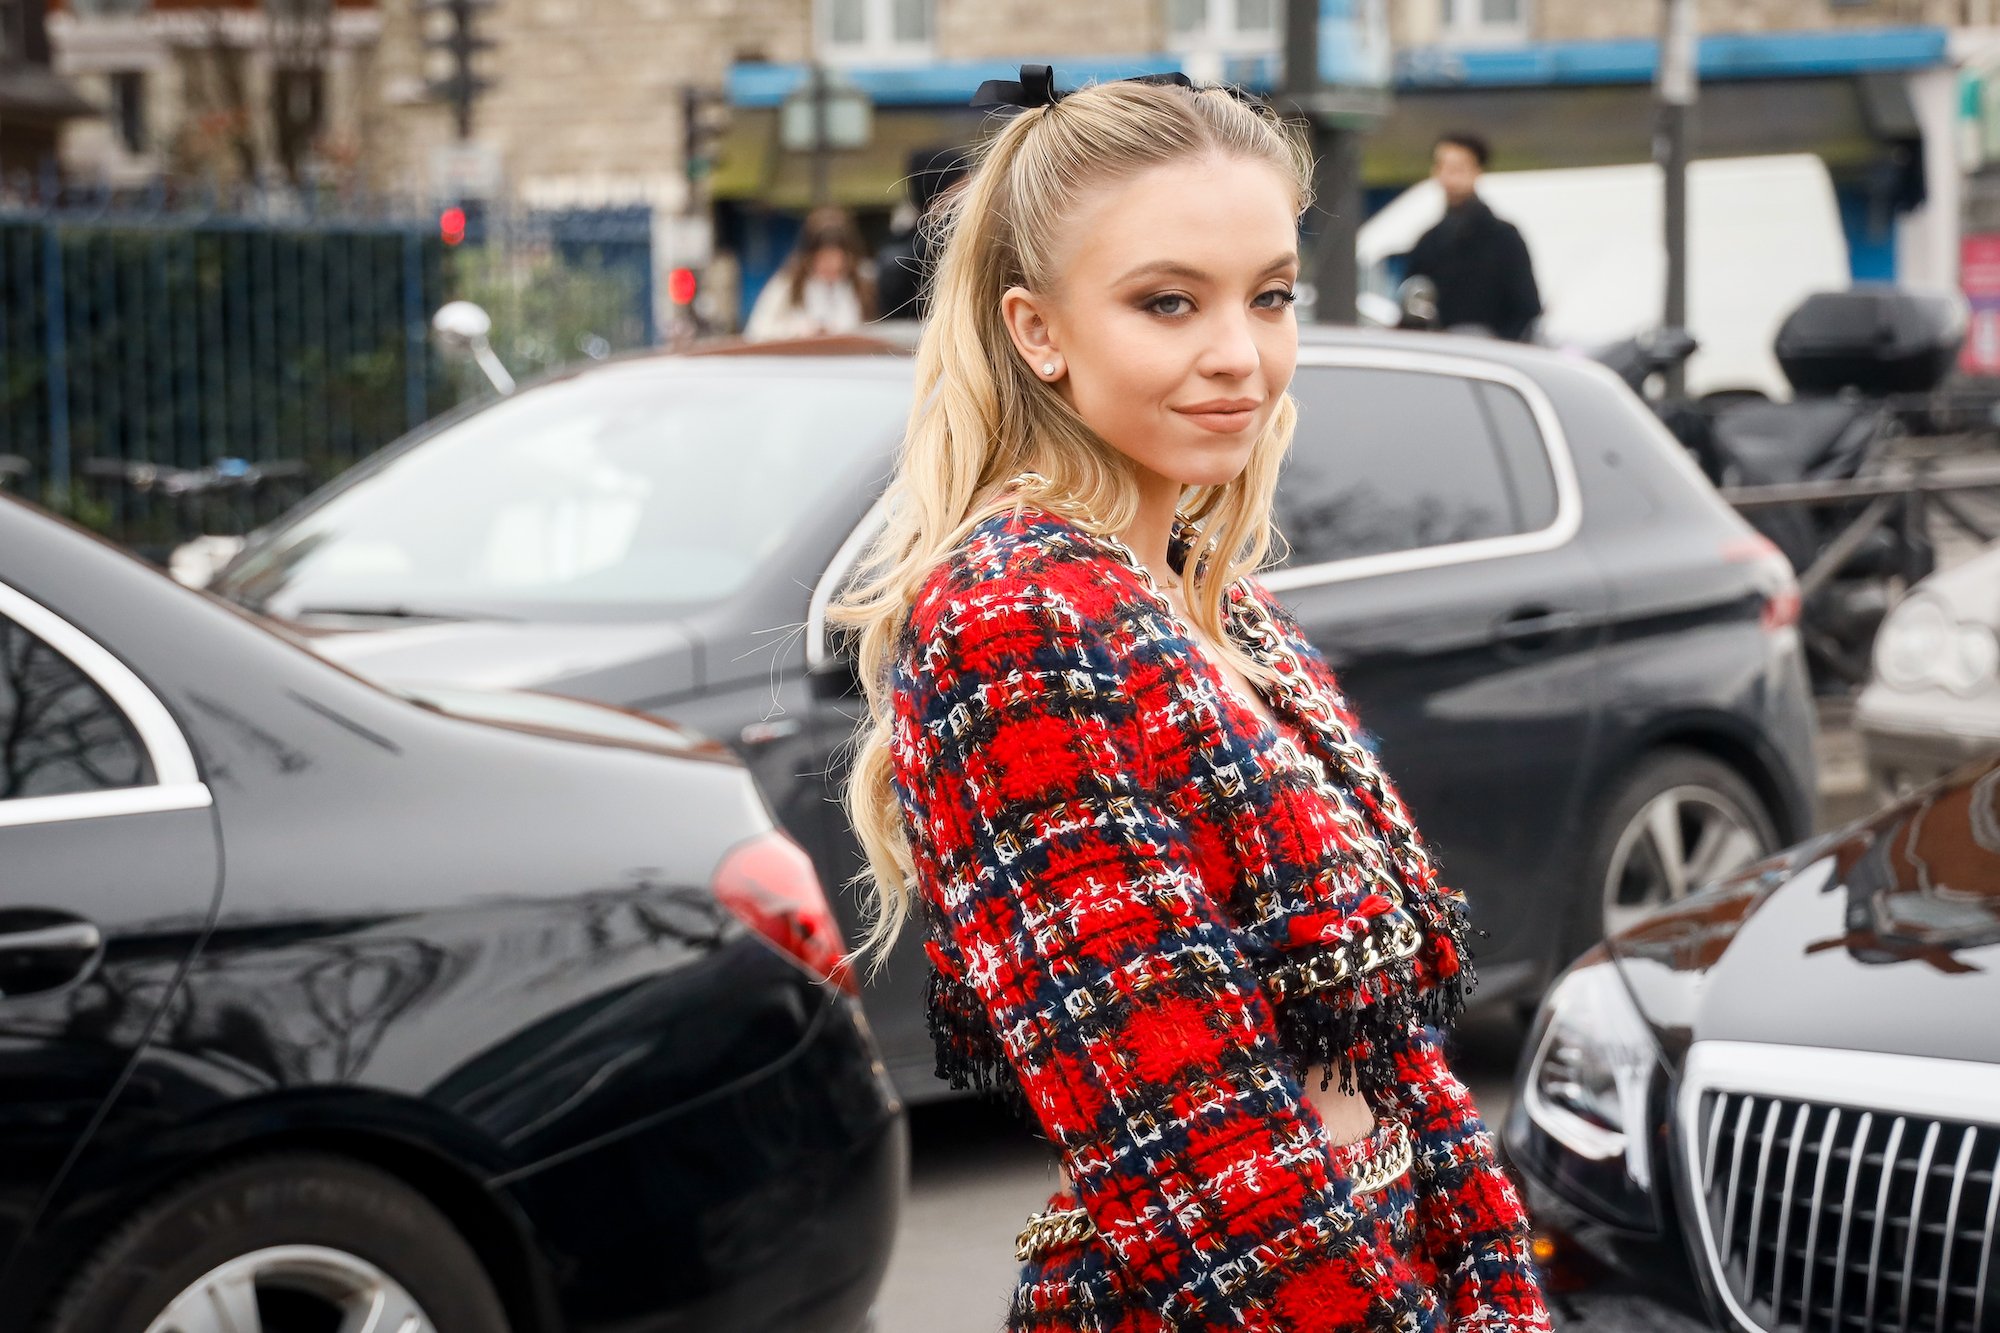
726,25,1950,109
1395,24,1949,89
727,56,1183,109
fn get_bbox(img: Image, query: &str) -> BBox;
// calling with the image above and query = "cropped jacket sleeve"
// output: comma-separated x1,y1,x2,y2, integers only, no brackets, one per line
888,575,1443,1331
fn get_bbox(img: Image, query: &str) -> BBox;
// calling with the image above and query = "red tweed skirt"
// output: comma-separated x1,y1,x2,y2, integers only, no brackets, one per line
1003,1117,1447,1333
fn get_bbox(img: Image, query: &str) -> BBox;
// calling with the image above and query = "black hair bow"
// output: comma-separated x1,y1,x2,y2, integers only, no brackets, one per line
969,63,1264,112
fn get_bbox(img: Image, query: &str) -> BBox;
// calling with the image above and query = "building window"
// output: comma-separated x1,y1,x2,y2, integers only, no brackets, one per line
819,0,933,64
1167,0,1278,56
270,66,325,177
110,71,146,153
68,0,151,15
1442,0,1528,45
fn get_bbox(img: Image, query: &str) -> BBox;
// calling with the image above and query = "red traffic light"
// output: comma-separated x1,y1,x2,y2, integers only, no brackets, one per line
667,267,698,306
439,206,467,246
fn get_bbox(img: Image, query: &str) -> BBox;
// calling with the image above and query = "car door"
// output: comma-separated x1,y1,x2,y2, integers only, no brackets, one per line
1266,348,1608,990
0,581,219,1277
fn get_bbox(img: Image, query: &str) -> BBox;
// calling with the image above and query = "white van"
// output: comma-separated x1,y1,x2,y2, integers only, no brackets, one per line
1357,154,1853,400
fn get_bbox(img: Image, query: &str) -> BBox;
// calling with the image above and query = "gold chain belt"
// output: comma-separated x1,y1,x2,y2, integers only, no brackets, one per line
1014,1119,1414,1262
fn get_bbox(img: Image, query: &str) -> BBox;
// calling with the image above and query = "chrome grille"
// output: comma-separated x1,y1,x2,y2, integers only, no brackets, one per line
1679,1045,2000,1333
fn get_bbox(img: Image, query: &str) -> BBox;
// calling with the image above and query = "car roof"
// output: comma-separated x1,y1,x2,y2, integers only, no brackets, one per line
1297,323,1589,378
585,324,1580,382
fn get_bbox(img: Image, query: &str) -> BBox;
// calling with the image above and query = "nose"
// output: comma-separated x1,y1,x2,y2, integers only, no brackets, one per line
1198,306,1260,382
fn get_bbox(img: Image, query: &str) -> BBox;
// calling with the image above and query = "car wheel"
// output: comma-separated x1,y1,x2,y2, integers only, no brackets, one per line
1586,748,1780,945
44,1152,510,1333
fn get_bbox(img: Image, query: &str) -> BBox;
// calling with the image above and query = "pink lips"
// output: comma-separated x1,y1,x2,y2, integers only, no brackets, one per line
1174,398,1261,434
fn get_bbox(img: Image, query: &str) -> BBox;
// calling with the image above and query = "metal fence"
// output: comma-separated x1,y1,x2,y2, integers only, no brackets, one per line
0,182,656,557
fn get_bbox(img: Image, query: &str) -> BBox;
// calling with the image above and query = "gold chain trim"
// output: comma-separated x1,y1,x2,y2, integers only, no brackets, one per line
1014,1121,1413,1261
1014,1204,1096,1261
1263,913,1426,1002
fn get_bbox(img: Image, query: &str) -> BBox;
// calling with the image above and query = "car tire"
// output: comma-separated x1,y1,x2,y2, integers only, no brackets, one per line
43,1152,510,1333
1577,747,1780,955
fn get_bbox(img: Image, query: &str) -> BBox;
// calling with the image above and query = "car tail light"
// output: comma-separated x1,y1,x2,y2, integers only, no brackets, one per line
711,830,854,994
1721,533,1801,632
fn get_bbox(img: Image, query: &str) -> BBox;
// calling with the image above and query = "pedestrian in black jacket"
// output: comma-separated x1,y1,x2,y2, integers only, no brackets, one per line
875,144,973,321
1402,131,1542,342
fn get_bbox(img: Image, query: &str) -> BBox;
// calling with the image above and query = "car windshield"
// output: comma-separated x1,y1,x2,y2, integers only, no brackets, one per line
217,362,906,620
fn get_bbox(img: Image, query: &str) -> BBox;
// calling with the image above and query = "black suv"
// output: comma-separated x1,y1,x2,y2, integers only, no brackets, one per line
210,326,1821,1103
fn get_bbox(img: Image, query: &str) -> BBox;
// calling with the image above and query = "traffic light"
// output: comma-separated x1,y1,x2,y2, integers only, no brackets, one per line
667,267,698,306
421,0,497,140
682,87,729,187
440,206,468,246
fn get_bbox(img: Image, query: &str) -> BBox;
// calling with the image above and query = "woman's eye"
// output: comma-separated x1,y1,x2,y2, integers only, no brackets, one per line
1145,294,1194,317
1257,287,1299,310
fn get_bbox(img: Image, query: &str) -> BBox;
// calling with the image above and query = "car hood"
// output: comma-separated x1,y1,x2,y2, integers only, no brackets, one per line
1607,754,2000,1072
276,615,699,705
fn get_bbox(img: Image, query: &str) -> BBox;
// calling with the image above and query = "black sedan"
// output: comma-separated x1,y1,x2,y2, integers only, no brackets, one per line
207,326,1821,1102
0,496,905,1332
1505,752,2000,1332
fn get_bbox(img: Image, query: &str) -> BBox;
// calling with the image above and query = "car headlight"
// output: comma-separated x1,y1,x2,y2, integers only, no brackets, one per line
1875,596,2000,696
1506,959,1662,1233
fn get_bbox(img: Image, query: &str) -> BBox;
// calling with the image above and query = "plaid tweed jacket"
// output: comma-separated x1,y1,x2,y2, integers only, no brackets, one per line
886,491,1552,1332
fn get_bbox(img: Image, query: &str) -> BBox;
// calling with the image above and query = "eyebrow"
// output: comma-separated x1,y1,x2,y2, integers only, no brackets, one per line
1112,253,1299,286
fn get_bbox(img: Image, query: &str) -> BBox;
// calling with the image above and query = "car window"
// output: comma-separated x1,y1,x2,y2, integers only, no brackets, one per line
1475,379,1560,532
0,613,152,801
215,364,908,620
1276,365,1557,566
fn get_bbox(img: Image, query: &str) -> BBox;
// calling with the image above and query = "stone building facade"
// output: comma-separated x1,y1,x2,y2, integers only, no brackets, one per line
50,0,382,188
371,0,817,208
1530,0,1971,43
44,1,1999,201
369,0,1173,208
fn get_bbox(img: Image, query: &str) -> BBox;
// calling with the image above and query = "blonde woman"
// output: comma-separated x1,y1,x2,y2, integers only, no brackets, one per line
829,66,1553,1332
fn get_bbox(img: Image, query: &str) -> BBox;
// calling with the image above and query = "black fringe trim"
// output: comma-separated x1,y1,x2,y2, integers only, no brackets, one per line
1271,914,1487,1097
925,966,1035,1120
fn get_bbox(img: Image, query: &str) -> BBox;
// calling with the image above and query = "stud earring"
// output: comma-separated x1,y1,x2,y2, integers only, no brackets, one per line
1041,362,1057,376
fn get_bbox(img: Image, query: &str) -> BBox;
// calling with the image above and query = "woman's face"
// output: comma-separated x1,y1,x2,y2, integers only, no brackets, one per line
809,244,851,283
1002,153,1300,495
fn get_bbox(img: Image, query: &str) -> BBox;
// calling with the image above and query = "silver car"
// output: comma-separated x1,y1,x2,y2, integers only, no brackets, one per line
1857,540,2000,797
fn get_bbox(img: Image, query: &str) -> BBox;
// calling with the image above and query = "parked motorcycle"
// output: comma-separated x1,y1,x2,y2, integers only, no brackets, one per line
1602,289,1961,691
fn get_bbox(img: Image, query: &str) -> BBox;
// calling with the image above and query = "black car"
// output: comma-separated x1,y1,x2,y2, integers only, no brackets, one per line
208,326,1820,1102
1505,751,2000,1332
0,497,905,1333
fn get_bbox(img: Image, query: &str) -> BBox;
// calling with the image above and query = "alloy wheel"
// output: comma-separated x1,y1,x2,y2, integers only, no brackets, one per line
1602,784,1770,938
144,1244,432,1333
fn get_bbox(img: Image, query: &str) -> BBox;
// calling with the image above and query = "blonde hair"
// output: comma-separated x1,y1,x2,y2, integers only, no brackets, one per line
827,77,1316,974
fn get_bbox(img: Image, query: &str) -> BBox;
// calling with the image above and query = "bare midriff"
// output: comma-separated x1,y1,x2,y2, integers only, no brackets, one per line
1047,590,1382,1203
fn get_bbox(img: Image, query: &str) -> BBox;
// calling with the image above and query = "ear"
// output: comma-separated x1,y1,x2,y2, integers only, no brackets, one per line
999,285,1063,382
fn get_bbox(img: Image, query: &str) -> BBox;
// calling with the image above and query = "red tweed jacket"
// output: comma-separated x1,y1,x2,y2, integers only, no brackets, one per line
886,489,1552,1331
